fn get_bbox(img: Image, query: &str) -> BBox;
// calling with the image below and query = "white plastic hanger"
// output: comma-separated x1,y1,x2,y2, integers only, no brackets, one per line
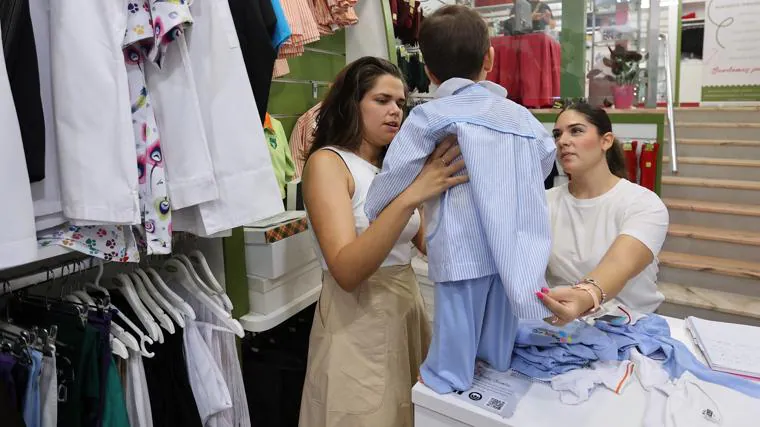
189,250,234,312
175,254,218,298
72,290,95,306
145,267,196,320
111,336,129,359
112,312,154,357
63,293,82,304
83,259,109,297
105,274,163,344
130,272,175,335
162,259,245,337
110,321,141,354
71,289,134,357
136,269,185,328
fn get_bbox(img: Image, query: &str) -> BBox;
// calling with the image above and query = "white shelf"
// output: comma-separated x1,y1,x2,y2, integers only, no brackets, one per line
239,285,321,332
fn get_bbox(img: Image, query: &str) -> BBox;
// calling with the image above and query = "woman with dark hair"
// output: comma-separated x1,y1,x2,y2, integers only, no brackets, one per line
298,57,466,427
538,103,669,326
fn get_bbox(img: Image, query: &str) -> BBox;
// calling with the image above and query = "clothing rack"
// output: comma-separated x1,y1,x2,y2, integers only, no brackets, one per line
0,256,99,296
303,47,346,57
272,78,332,99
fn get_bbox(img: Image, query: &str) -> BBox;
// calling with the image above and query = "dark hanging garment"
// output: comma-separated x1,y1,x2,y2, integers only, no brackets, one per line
229,0,278,124
0,0,45,183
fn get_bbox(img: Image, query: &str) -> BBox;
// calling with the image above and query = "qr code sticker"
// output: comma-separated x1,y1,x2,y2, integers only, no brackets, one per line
486,398,505,411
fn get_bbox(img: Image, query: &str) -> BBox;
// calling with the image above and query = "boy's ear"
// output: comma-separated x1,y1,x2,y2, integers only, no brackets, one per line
424,65,441,86
482,46,495,74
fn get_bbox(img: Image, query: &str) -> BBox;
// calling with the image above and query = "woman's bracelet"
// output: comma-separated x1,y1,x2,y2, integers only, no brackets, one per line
572,283,600,315
579,278,607,305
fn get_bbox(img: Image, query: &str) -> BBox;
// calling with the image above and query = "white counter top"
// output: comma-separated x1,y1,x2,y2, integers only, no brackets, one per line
413,316,759,427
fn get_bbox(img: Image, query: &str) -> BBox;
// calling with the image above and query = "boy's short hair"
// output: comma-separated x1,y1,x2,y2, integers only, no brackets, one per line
418,5,490,83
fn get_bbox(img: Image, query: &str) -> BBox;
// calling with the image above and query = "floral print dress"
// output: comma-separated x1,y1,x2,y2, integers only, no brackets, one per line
124,0,172,255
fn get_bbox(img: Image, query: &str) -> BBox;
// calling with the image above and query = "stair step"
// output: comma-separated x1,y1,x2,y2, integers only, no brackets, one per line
661,176,760,204
663,156,760,168
675,138,760,147
669,123,760,141
658,251,760,297
662,157,760,180
675,122,760,129
657,282,760,326
659,251,760,280
665,224,760,262
660,282,760,320
664,198,760,233
668,224,760,246
663,139,760,159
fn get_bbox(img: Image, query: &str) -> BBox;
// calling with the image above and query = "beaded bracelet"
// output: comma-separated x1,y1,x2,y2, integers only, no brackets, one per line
579,278,607,305
572,283,600,315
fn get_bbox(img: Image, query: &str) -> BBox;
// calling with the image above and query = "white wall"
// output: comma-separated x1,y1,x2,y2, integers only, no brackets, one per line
346,1,389,62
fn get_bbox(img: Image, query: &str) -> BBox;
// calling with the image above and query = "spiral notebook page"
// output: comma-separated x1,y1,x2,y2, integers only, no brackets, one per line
686,316,760,378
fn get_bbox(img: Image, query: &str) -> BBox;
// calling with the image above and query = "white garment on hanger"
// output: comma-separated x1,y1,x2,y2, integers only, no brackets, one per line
182,318,233,424
144,29,218,210
125,349,154,427
28,0,65,231
171,0,283,236
50,0,139,224
0,20,38,270
40,354,57,427
196,310,251,427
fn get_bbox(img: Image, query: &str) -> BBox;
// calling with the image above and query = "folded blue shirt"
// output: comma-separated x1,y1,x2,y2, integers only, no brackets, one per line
510,315,760,398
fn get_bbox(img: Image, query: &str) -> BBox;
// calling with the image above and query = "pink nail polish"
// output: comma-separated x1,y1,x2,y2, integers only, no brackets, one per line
541,287,550,294
536,292,545,299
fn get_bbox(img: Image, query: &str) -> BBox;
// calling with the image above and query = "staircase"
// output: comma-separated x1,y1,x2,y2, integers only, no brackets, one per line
657,106,760,326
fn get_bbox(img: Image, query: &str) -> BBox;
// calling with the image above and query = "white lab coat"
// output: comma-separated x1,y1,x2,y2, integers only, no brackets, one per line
0,21,38,270
51,0,139,225
171,0,283,236
29,0,66,231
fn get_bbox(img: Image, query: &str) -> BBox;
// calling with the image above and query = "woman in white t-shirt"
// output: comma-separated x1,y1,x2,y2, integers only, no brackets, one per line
538,102,669,326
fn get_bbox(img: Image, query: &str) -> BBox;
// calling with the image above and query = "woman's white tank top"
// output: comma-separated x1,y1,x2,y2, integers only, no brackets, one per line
308,147,421,270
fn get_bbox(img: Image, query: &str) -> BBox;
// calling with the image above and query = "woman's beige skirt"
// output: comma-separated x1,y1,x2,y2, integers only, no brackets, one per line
298,264,432,427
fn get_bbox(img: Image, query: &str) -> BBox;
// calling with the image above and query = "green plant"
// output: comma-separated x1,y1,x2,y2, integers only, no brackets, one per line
600,44,644,86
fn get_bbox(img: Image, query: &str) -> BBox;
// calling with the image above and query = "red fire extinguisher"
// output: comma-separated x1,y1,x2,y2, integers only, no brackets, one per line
622,140,638,183
639,142,659,191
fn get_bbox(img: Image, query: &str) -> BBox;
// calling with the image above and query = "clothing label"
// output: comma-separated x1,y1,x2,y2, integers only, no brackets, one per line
453,361,532,418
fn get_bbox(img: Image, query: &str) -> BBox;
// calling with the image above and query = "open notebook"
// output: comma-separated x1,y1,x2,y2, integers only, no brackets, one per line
685,316,760,380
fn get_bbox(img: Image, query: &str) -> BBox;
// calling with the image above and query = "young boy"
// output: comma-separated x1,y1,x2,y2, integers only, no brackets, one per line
365,5,557,394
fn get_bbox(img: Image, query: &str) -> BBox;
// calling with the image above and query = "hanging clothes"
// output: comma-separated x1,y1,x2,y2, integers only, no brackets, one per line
171,0,283,237
142,319,203,427
22,349,42,427
50,0,139,225
0,17,37,270
144,0,218,211
123,0,172,255
289,102,321,179
265,114,296,198
39,353,56,427
270,0,292,50
229,0,279,124
278,0,320,58
0,374,25,427
28,0,65,231
0,0,46,183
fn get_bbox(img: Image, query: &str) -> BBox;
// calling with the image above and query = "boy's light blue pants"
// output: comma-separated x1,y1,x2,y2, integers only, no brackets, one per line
420,274,519,394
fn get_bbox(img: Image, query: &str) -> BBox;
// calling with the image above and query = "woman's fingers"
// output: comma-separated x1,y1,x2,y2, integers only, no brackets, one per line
430,137,456,162
440,143,462,166
445,175,469,188
537,291,573,324
447,158,466,174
